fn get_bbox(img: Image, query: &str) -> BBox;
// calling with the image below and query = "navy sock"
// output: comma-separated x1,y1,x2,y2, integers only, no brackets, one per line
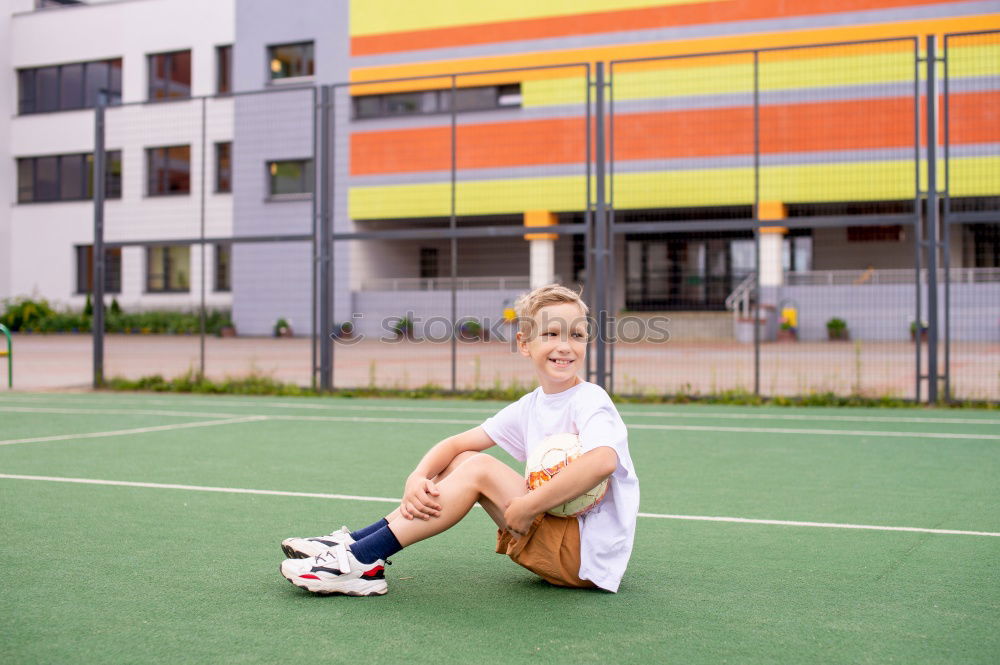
349,525,402,564
349,518,388,541
351,517,389,540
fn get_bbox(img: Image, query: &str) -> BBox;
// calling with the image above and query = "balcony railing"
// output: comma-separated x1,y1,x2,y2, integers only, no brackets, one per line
785,268,1000,286
359,276,543,291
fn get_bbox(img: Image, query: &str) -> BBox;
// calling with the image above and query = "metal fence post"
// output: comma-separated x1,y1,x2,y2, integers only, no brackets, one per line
318,85,333,391
752,50,761,397
92,99,106,388
593,62,609,390
926,35,940,403
198,97,207,378
450,75,458,393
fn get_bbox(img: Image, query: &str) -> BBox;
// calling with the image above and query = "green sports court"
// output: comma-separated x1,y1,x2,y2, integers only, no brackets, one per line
1,391,997,664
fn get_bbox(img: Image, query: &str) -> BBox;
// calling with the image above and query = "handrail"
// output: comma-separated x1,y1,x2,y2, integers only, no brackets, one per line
0,323,11,389
725,273,756,321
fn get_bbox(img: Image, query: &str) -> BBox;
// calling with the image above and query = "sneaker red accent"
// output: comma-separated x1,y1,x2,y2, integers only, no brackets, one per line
299,574,321,580
362,566,384,578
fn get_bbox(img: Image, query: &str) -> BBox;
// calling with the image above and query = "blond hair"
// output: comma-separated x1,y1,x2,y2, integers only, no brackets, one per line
513,283,589,334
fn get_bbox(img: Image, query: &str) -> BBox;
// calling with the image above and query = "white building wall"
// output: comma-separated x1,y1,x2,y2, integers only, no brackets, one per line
0,7,12,302
8,0,234,311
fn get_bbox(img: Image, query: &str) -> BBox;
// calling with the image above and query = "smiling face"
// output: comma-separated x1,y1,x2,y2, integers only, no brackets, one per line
517,302,589,394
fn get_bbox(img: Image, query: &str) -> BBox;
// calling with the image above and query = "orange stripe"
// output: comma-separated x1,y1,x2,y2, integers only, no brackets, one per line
352,0,969,56
350,14,1000,86
350,91,998,175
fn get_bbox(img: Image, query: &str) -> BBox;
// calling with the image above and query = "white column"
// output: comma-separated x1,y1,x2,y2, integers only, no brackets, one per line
529,238,555,288
759,231,784,287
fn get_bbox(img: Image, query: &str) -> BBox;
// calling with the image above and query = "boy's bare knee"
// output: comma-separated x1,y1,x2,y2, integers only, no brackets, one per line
436,450,481,481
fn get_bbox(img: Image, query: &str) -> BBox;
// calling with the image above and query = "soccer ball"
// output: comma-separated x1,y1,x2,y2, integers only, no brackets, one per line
525,433,609,517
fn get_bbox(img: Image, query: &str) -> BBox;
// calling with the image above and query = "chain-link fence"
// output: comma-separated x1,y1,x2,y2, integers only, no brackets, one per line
943,30,1000,401
95,86,318,387
82,33,998,403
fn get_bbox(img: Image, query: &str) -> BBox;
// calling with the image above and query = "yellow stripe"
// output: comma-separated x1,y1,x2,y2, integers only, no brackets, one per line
519,43,996,107
349,0,709,37
348,157,1000,218
350,14,1000,86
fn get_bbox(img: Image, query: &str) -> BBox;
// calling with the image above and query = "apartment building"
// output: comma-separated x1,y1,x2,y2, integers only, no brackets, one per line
4,0,234,312
5,0,999,341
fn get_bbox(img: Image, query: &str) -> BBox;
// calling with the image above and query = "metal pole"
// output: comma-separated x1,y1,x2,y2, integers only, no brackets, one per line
941,36,952,402
606,63,616,395
752,51,761,397
913,40,922,403
926,36,940,403
318,85,333,391
450,75,457,393
593,62,608,390
584,65,594,384
311,86,319,391
92,99,106,388
199,97,207,378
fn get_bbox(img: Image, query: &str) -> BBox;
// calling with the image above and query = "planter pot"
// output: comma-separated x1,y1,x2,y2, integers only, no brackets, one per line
827,329,850,341
776,328,798,343
910,329,929,343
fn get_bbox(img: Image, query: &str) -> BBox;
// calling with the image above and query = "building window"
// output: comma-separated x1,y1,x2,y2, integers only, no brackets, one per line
147,246,190,293
146,145,190,196
17,151,122,203
216,45,232,94
353,84,521,120
17,58,122,114
215,142,231,193
847,225,904,243
76,246,122,294
215,244,231,292
148,50,191,101
268,42,314,82
267,159,313,197
419,248,439,279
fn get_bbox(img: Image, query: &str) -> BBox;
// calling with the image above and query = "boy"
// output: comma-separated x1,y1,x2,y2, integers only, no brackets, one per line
279,284,640,594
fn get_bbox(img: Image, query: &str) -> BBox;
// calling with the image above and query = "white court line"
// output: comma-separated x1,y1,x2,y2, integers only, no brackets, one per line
1,405,997,441
635,512,1000,537
3,394,999,426
0,406,244,419
0,416,269,446
1,472,997,538
627,423,1000,440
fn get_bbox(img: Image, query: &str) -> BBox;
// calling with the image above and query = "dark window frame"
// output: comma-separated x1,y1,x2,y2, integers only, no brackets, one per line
352,83,521,120
214,243,232,292
145,245,191,293
266,158,314,198
215,142,232,193
146,145,191,197
147,49,192,101
17,58,123,115
75,245,122,295
216,44,232,95
17,151,122,204
267,41,315,83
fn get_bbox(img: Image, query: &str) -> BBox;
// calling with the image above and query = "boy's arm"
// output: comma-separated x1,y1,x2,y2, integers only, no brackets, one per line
400,426,495,520
505,446,618,535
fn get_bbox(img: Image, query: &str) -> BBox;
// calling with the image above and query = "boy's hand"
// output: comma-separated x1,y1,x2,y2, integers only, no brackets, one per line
503,495,538,538
400,474,441,521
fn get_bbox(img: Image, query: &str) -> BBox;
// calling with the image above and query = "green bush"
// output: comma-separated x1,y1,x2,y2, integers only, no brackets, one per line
0,297,56,331
0,297,232,335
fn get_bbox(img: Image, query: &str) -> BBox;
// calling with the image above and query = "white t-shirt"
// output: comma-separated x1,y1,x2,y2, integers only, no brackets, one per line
481,381,639,593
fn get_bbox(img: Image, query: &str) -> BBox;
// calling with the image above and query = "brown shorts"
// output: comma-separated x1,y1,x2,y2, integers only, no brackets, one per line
495,514,597,589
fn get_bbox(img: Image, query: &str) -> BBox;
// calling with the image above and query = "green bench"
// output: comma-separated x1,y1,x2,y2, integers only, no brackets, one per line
0,323,11,388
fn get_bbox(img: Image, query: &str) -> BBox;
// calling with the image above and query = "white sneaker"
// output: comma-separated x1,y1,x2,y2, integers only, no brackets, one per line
281,526,354,559
280,544,388,596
